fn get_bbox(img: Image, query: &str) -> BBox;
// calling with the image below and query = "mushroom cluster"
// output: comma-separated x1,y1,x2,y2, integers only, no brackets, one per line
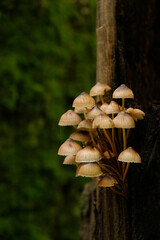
58,83,145,197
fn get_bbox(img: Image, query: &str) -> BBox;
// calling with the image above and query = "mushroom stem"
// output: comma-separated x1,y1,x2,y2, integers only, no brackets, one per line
89,129,96,146
103,129,117,158
83,110,87,120
118,128,123,150
111,113,115,142
122,128,126,173
100,95,104,104
126,128,130,142
122,98,125,110
83,109,97,148
123,163,130,181
122,128,126,149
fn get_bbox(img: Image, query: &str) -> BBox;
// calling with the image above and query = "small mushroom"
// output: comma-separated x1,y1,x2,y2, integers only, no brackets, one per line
75,146,102,163
76,163,103,177
77,119,93,131
58,138,82,156
92,113,114,129
73,92,95,109
87,106,103,119
70,131,90,143
112,84,134,99
89,82,111,103
126,107,145,121
118,147,141,163
113,111,135,129
113,111,135,150
112,84,134,110
98,174,118,187
58,110,82,126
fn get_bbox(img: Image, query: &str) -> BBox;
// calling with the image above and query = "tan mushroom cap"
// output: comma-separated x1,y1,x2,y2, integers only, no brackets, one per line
58,110,82,126
101,101,120,114
70,131,90,143
87,106,102,119
63,155,76,165
89,82,111,96
75,146,102,163
126,107,145,121
74,106,86,114
58,138,82,156
76,163,103,177
100,103,109,112
92,113,114,129
72,92,95,109
113,111,135,128
112,84,134,99
104,151,114,159
118,147,141,163
77,119,93,131
98,174,118,187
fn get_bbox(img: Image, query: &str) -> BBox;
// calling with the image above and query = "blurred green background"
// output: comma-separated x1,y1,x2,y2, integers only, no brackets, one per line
0,0,96,239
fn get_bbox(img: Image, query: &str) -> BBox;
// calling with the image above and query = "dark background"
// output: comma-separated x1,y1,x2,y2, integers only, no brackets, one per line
0,0,96,239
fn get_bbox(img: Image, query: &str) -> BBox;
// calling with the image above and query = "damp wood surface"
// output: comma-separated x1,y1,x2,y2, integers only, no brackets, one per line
79,0,160,239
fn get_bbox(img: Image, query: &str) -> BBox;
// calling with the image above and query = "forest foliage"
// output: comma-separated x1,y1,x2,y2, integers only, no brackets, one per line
0,0,96,239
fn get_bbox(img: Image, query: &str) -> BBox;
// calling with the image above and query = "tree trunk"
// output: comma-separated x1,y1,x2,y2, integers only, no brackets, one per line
79,0,160,239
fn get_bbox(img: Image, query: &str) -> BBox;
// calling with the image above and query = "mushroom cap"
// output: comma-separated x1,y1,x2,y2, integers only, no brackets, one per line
63,155,76,165
74,106,86,114
98,174,118,187
89,82,111,96
103,151,114,159
100,103,109,112
58,110,82,126
112,84,134,99
77,119,93,131
113,111,135,128
75,146,102,163
76,163,103,177
92,113,114,129
118,147,141,163
101,101,120,114
87,106,103,119
72,92,95,109
70,131,90,142
126,107,145,121
58,138,82,156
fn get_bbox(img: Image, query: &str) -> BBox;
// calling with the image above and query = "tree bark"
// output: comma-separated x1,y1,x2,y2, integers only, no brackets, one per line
79,0,160,239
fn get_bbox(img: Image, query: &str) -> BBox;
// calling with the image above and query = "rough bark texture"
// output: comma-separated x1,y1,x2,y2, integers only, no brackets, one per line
96,0,116,86
80,0,160,239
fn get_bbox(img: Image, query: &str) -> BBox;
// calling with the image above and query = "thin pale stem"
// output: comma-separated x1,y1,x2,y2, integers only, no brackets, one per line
103,129,117,158
118,128,123,151
123,162,130,181
100,95,104,104
122,128,126,149
83,110,87,120
122,128,126,173
122,98,125,110
126,128,130,142
89,129,96,146
111,113,115,142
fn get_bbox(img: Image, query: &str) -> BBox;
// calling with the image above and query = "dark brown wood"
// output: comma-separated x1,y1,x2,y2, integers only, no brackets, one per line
80,0,160,239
